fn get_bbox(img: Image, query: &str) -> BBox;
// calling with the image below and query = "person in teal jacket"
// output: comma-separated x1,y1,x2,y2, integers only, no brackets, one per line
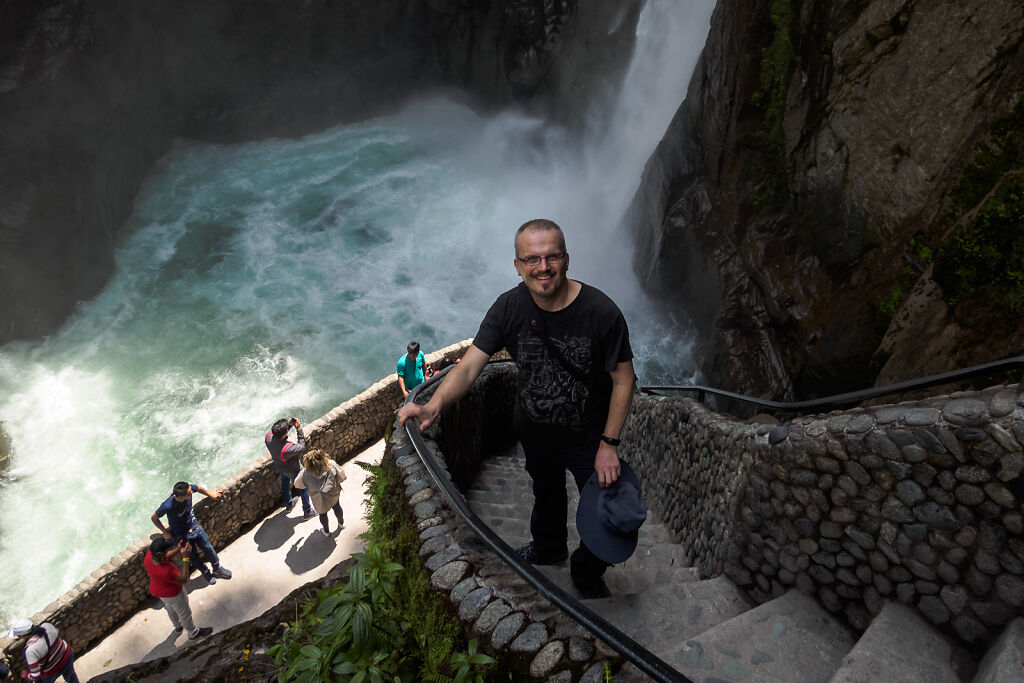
397,341,428,398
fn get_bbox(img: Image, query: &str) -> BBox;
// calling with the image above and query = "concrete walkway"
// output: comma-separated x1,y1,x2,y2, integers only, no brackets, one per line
77,440,385,682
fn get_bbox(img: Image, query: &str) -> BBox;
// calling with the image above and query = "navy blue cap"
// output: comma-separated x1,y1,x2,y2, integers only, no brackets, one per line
576,459,647,564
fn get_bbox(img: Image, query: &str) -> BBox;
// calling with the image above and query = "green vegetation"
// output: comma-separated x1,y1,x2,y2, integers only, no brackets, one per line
872,239,934,330
945,100,1024,217
269,456,496,682
934,99,1024,316
876,284,907,319
873,271,912,332
935,175,1024,313
911,237,934,265
748,0,796,206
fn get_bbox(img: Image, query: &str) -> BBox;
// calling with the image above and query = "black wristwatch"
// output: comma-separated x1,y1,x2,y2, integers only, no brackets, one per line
600,434,620,446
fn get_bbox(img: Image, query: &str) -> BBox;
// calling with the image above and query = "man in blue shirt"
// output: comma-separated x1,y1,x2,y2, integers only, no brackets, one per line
397,341,428,398
152,481,233,585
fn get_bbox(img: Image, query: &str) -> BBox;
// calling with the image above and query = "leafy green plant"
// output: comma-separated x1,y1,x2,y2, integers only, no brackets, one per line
877,284,906,318
945,100,1024,218
935,175,1024,314
445,639,496,683
269,458,496,682
746,0,795,207
910,238,933,264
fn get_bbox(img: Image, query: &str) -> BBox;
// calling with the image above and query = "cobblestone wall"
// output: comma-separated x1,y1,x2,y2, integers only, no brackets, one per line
392,363,619,680
623,384,1024,647
619,394,766,578
402,372,1022,659
0,341,471,669
729,385,1024,645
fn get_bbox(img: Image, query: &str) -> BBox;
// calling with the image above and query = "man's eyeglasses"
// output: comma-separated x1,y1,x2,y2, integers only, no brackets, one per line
517,252,566,267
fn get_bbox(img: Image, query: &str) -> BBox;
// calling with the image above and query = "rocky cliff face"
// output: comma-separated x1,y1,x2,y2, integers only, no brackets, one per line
632,0,1024,399
0,0,641,344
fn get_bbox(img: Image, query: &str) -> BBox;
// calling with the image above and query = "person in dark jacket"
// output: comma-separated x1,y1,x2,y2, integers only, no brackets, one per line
265,417,314,518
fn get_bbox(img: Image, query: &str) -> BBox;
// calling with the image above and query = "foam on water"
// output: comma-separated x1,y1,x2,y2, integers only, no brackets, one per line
0,0,714,621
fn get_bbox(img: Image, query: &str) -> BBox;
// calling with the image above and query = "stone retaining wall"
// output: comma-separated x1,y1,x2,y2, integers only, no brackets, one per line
725,385,1024,646
391,363,618,680
620,394,765,578
623,384,1024,647
398,370,1023,666
0,341,471,669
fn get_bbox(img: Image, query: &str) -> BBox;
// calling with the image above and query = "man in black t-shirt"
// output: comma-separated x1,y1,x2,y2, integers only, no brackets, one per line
398,218,635,598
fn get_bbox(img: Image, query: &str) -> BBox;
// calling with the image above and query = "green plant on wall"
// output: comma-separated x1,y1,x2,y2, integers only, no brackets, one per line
933,98,1024,316
873,237,936,330
269,459,496,682
946,100,1024,218
936,176,1024,314
877,284,906,318
748,0,795,207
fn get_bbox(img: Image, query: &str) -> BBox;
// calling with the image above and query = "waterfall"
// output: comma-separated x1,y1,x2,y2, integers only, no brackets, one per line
0,0,714,623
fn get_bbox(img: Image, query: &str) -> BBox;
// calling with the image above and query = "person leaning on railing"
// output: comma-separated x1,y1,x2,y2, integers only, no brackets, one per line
399,218,635,600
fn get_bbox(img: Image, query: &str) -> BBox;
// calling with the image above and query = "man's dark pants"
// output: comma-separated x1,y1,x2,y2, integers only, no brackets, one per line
522,438,610,592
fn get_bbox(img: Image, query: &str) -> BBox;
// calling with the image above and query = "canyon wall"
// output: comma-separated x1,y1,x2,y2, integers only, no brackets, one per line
632,0,1024,400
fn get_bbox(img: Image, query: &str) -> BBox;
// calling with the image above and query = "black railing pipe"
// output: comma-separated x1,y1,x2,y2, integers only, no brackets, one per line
641,354,1024,414
403,363,692,683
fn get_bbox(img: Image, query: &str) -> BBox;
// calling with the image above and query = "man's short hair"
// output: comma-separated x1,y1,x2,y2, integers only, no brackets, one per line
514,218,566,255
407,341,420,355
172,481,191,497
271,418,290,437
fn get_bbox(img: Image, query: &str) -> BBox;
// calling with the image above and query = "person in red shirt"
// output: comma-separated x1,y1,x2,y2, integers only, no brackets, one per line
144,537,213,641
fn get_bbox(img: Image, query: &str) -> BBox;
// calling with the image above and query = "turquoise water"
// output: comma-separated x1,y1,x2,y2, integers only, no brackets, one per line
0,0,714,622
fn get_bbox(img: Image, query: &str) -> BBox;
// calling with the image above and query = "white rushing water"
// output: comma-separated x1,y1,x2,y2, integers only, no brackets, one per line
0,0,715,622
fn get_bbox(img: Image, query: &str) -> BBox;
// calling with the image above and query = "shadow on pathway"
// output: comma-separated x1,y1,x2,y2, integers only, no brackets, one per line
77,440,384,681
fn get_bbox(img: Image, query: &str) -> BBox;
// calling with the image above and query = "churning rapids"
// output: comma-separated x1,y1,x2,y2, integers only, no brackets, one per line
0,0,715,623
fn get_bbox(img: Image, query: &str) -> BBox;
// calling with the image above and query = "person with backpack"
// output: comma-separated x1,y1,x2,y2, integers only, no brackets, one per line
294,448,347,536
8,619,78,682
265,417,314,518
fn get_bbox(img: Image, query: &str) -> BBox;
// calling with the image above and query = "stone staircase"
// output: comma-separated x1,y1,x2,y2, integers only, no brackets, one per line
465,445,1023,682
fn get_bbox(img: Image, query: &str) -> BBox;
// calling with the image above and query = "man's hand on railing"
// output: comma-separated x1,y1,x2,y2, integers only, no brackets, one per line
398,401,440,431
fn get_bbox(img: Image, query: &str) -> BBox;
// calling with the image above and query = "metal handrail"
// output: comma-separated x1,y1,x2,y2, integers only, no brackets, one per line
400,352,1021,678
640,355,1024,414
403,362,692,683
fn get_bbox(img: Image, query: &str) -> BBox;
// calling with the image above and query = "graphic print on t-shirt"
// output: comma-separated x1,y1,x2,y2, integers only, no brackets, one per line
517,334,591,428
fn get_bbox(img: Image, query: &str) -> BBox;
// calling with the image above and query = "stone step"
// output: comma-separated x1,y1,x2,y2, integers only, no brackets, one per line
468,483,675,546
604,542,699,595
829,601,969,683
657,588,856,683
464,479,528,493
583,577,753,655
467,460,530,481
468,472,576,499
522,541,699,600
490,528,581,558
462,500,535,528
971,617,1024,683
477,520,685,591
